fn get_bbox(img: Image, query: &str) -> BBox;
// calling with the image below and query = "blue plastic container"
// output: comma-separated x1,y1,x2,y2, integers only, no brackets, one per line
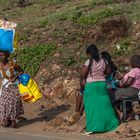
19,74,30,86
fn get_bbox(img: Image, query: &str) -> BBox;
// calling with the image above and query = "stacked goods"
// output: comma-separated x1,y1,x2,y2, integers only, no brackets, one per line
0,19,18,52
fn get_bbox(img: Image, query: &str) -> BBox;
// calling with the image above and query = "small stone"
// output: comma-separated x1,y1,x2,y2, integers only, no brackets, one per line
76,52,80,56
43,114,48,119
64,129,68,133
116,44,121,50
44,86,51,94
42,69,46,72
115,123,127,133
54,53,60,57
41,105,45,109
124,66,130,71
53,117,63,127
53,83,63,93
63,79,69,85
52,64,61,71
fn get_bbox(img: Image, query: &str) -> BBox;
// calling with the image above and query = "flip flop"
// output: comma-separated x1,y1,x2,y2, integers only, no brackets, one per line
81,131,93,136
79,126,86,132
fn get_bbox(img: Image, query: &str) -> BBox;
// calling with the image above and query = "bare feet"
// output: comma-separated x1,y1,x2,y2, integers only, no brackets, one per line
126,113,134,121
118,112,123,122
67,112,81,125
11,120,17,128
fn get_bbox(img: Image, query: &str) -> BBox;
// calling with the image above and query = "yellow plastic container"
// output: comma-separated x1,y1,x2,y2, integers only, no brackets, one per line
18,78,42,103
14,31,19,50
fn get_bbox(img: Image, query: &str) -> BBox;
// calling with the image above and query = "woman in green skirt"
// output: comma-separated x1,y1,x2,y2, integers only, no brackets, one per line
80,44,119,135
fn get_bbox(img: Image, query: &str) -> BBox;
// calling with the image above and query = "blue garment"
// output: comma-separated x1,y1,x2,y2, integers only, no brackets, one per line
79,72,119,95
79,88,84,96
106,72,119,89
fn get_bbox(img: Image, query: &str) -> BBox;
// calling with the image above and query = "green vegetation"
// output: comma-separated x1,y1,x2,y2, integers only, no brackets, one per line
126,1,140,21
113,45,129,56
39,3,124,28
0,0,140,76
61,56,76,67
75,6,122,26
45,0,69,5
0,0,10,10
13,44,56,76
90,0,116,6
113,38,137,57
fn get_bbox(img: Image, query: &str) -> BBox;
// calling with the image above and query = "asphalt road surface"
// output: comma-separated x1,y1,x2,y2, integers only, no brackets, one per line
0,129,90,140
0,131,76,140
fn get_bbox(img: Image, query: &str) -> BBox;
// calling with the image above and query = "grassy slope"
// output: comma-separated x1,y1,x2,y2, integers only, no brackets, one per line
0,0,140,76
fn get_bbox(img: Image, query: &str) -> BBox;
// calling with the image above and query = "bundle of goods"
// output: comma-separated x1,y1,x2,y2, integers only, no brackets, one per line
0,19,18,52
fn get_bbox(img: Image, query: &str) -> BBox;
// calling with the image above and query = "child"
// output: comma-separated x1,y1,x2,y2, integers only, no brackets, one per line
112,54,140,121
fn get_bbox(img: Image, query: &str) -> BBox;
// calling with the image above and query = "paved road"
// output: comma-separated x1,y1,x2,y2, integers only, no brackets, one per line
0,129,91,140
0,131,75,140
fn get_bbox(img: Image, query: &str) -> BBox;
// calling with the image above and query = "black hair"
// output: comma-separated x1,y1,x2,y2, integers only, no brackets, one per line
86,44,100,74
4,18,8,21
101,51,117,77
130,54,140,68
0,50,10,59
101,51,111,62
86,44,100,62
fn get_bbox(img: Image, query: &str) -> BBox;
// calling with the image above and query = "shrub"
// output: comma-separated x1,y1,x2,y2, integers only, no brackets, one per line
13,44,56,76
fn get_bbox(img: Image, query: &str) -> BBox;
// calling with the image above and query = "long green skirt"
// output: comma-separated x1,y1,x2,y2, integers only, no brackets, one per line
84,81,119,132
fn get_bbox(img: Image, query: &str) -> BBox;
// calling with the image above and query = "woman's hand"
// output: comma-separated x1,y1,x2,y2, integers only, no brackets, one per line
80,79,86,88
116,71,124,80
121,76,134,88
80,65,88,88
9,77,16,83
118,81,123,88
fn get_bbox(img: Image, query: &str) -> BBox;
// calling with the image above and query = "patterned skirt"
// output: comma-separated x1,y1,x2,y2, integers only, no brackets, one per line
0,84,24,126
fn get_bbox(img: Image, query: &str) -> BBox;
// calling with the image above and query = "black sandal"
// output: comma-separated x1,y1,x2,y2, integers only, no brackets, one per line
2,120,12,127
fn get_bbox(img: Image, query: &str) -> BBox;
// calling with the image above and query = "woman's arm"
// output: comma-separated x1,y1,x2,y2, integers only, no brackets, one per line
80,65,88,87
104,65,111,75
103,59,111,75
10,64,23,83
121,76,135,88
116,70,124,80
0,78,2,87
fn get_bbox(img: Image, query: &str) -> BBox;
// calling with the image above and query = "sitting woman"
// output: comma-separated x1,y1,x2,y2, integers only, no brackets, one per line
112,54,140,121
101,51,119,90
0,51,24,128
81,44,119,135
101,51,117,77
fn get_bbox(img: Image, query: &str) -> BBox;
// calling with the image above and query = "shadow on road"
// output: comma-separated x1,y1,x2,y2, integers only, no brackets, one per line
17,104,69,128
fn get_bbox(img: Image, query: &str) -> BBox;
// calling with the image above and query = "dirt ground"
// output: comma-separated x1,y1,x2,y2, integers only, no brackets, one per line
0,1,140,139
13,94,140,140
